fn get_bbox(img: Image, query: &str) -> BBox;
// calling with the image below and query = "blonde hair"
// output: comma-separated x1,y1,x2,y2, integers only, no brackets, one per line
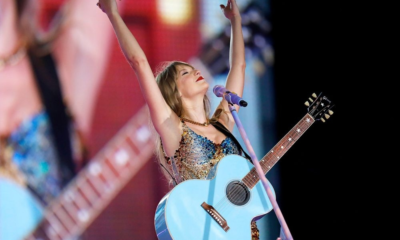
154,61,212,186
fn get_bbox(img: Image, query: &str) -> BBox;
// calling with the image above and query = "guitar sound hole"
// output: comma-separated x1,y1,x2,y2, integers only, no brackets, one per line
226,181,250,206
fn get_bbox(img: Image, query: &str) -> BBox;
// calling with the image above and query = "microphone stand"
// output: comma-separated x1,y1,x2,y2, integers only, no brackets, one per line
224,95,293,240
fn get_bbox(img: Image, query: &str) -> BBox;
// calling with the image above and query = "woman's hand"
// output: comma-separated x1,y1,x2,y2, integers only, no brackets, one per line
220,0,241,20
97,0,119,15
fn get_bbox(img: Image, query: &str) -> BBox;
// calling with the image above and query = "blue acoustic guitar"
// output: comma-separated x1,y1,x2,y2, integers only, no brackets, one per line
0,106,156,240
154,92,334,240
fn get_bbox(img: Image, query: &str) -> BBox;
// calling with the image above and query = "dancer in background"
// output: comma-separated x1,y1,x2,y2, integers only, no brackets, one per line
97,0,260,239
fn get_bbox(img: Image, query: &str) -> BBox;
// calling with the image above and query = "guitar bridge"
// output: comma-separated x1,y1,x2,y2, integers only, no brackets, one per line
201,202,230,232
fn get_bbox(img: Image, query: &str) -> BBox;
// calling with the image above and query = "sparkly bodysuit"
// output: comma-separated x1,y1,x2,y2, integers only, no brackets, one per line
164,121,241,182
6,111,68,205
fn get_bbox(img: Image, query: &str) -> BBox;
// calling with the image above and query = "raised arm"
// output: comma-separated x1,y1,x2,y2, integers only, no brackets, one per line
216,0,246,131
97,0,182,155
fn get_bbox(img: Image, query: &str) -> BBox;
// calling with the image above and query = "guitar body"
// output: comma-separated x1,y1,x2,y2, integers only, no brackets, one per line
154,155,275,240
154,92,335,240
0,177,44,240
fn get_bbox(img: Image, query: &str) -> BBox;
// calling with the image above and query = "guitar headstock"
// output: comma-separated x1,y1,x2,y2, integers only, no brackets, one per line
305,92,334,123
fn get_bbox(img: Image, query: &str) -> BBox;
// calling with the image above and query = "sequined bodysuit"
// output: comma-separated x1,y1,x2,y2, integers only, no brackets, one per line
4,111,72,205
164,121,241,181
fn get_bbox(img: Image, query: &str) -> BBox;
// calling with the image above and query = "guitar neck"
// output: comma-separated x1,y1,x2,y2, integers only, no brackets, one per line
243,113,315,189
26,106,155,240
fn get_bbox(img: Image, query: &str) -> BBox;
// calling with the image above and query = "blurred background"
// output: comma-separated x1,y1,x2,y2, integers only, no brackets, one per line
17,0,368,239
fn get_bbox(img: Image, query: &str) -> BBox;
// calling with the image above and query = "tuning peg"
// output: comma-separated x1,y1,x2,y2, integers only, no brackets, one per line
328,110,334,115
305,101,310,107
321,118,326,123
312,93,317,98
324,114,330,119
308,97,313,102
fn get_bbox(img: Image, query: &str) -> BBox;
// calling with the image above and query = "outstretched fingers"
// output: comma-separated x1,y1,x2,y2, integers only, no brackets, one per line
220,0,240,20
96,0,121,14
220,0,232,10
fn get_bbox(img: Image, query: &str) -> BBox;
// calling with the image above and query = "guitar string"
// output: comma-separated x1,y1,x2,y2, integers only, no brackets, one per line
216,154,280,211
213,158,271,214
209,157,261,212
217,150,279,211
216,145,287,213
218,158,273,211
213,184,245,216
199,119,308,213
214,156,273,211
214,140,292,212
202,120,311,218
215,126,310,228
235,120,311,213
213,128,301,214
213,157,272,213
190,115,311,218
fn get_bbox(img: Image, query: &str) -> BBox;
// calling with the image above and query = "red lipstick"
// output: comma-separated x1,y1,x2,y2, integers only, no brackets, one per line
196,76,204,82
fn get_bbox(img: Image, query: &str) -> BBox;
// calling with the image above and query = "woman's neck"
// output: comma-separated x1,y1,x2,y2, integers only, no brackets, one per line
181,97,208,122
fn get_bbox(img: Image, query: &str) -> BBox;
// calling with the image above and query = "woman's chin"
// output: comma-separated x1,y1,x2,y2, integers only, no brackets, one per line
200,80,209,88
201,82,210,93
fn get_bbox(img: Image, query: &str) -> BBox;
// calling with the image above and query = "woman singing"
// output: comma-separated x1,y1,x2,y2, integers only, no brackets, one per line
97,0,260,239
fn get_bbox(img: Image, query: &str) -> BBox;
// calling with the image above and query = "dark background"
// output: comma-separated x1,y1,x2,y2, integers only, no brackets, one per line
269,0,380,239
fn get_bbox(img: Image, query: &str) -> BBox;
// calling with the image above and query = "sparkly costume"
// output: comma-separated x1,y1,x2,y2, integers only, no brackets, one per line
163,120,260,239
0,50,81,206
4,111,71,205
164,121,240,181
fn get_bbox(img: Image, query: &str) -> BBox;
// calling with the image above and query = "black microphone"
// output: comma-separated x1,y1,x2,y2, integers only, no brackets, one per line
213,85,248,107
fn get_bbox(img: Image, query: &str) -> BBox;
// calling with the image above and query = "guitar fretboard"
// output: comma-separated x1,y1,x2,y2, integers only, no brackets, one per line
26,106,156,240
243,113,315,189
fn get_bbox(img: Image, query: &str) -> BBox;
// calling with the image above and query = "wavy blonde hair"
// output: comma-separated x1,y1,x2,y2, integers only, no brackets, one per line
154,61,214,186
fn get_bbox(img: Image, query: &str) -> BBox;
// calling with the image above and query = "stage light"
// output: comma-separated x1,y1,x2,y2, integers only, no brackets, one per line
157,0,193,25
